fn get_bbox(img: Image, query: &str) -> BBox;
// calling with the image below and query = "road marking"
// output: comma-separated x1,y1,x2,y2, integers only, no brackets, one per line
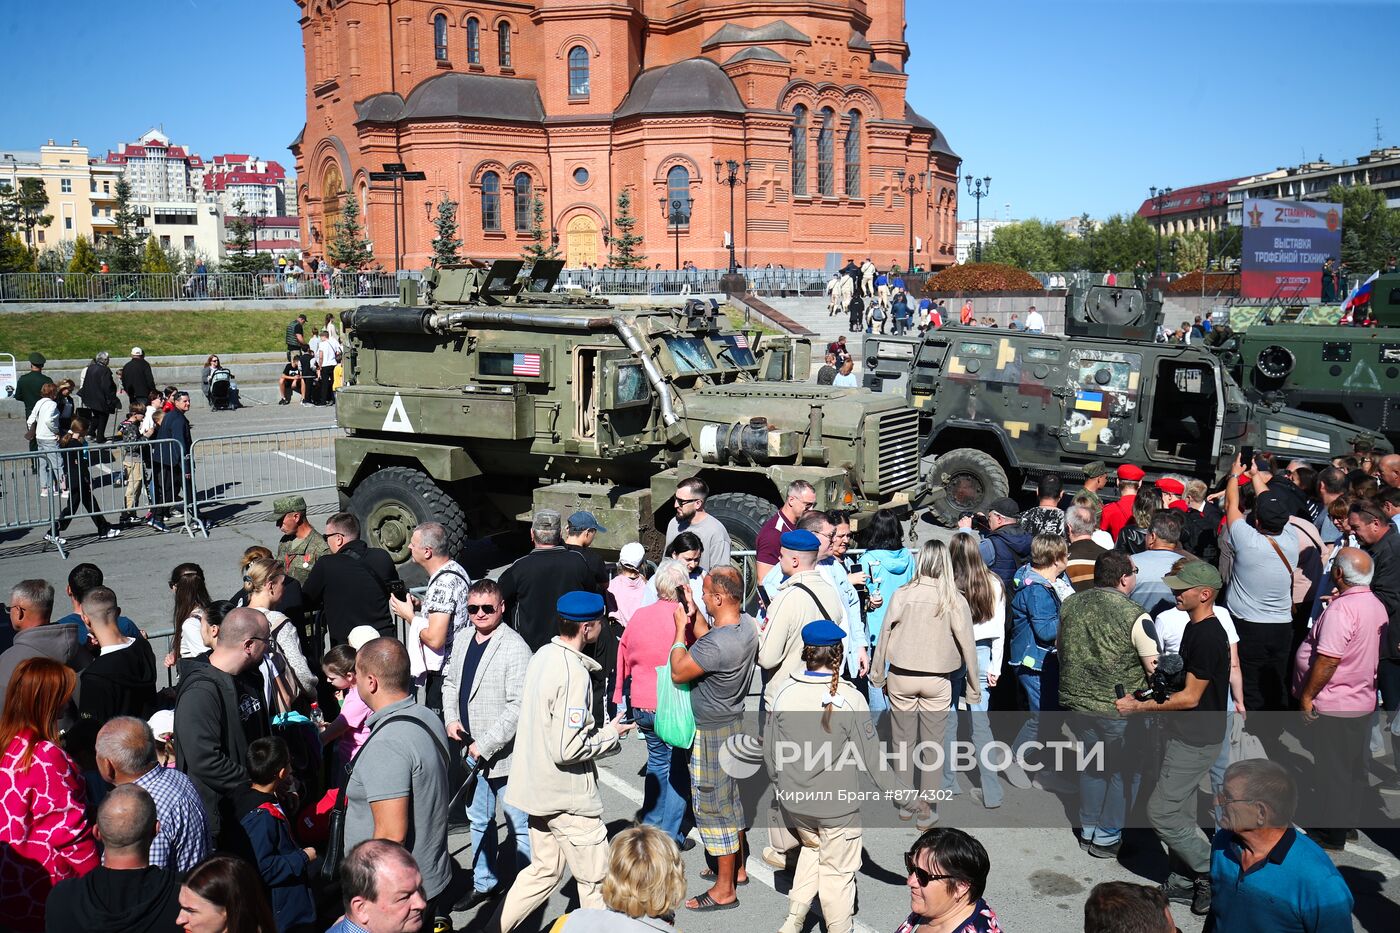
1344,839,1400,880
598,762,879,933
274,451,335,475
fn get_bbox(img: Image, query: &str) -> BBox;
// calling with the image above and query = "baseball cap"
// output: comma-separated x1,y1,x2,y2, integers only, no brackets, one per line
987,497,1021,519
618,542,646,570
347,625,381,650
568,510,608,534
1163,560,1223,592
273,495,308,521
147,709,175,740
1252,491,1292,535
131,347,144,357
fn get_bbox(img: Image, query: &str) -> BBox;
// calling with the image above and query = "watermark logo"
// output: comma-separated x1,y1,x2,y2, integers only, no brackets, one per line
719,732,764,779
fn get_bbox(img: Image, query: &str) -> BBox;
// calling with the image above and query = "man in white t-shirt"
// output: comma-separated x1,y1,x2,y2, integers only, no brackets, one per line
315,330,339,405
1024,305,1045,333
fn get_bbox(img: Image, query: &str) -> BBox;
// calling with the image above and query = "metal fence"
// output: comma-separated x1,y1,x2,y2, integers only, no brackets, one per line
190,426,339,524
552,267,832,298
0,271,403,303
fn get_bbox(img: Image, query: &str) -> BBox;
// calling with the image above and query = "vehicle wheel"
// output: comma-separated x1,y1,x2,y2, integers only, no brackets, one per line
927,448,1010,526
349,466,468,568
705,491,777,599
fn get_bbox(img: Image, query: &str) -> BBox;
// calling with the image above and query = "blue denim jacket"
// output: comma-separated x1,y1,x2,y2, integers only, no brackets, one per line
1009,568,1061,672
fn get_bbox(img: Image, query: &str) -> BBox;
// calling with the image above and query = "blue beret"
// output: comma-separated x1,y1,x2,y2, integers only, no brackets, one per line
557,591,606,621
801,620,845,647
780,529,820,552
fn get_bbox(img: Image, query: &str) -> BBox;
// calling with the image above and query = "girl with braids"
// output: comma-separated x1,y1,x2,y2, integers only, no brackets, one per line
766,620,925,933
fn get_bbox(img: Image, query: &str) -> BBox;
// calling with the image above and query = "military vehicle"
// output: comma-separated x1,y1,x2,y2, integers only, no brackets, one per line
335,259,927,570
866,283,1390,524
1211,272,1400,444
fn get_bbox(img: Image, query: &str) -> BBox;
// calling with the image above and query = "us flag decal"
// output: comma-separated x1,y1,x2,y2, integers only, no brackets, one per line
513,352,542,376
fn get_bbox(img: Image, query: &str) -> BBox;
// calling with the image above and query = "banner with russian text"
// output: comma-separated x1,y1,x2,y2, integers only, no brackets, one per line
1239,198,1342,300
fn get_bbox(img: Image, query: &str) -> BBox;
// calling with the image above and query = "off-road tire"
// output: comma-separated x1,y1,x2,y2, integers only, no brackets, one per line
704,491,777,599
928,448,1010,526
349,466,468,569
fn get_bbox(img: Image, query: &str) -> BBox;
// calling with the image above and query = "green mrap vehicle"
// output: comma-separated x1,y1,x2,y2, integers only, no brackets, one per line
335,260,928,569
866,283,1389,524
1214,271,1400,444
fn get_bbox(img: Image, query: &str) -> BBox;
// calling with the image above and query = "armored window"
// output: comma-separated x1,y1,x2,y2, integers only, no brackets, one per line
957,341,994,358
568,46,590,98
466,18,480,64
666,166,691,225
481,171,501,232
513,173,532,232
844,110,862,197
790,106,808,197
433,13,448,61
817,108,835,197
498,21,512,68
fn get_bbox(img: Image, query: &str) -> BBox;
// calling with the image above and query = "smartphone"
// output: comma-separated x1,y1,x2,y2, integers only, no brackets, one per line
676,587,691,611
1114,684,1127,699
388,580,409,602
1240,445,1254,469
754,585,771,615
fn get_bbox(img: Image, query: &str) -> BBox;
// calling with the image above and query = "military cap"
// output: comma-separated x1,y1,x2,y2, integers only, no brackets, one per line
1156,477,1185,495
1117,464,1145,482
1082,461,1108,479
273,495,308,521
1162,561,1223,592
557,590,606,621
780,529,821,552
801,620,845,647
28,352,45,367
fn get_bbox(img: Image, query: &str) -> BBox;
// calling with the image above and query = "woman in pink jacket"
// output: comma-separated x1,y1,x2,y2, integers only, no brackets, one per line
0,657,100,931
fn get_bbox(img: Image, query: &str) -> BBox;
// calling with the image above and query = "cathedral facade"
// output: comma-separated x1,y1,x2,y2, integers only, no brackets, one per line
293,0,958,271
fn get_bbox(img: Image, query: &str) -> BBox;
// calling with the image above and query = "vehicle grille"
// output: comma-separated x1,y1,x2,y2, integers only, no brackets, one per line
875,408,921,493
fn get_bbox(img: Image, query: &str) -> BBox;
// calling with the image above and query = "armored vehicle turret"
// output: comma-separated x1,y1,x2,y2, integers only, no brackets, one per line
336,260,928,569
866,283,1389,524
1213,272,1400,443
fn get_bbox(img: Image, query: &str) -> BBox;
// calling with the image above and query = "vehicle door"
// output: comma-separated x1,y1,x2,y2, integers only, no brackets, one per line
1057,348,1142,458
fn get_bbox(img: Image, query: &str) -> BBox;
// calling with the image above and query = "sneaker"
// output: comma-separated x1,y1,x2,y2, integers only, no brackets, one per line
1190,877,1211,916
147,518,169,533
39,489,51,498
100,528,122,540
1087,839,1121,859
1378,777,1400,796
59,489,69,499
278,399,290,405
1003,762,1032,789
760,845,789,870
1161,878,1194,908
44,532,67,546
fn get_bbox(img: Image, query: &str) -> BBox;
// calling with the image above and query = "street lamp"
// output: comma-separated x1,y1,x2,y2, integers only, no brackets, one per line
659,195,691,271
895,169,929,273
713,159,749,275
368,162,427,270
1200,190,1224,270
1150,185,1173,278
963,174,991,262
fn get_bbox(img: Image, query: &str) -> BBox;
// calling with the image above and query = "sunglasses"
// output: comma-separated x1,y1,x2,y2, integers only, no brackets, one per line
673,496,701,505
904,853,956,887
467,604,499,614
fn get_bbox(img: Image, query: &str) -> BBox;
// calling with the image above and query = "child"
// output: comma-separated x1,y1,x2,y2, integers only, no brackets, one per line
606,542,648,628
319,644,370,774
118,401,147,526
237,737,317,933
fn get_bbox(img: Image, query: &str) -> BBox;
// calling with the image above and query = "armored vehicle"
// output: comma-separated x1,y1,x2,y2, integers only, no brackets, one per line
1213,272,1400,443
335,260,927,569
866,283,1389,524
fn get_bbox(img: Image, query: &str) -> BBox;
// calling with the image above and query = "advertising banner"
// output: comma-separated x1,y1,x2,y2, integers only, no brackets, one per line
1240,198,1342,299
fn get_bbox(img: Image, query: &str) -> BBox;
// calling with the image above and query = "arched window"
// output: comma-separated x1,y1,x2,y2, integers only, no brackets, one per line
481,172,501,231
568,46,590,98
790,105,808,197
498,21,512,68
466,17,480,64
844,110,862,197
513,173,533,231
666,165,691,225
433,13,448,62
817,107,835,197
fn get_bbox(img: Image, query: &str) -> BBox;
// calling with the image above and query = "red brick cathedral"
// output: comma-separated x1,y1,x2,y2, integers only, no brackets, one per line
292,0,958,271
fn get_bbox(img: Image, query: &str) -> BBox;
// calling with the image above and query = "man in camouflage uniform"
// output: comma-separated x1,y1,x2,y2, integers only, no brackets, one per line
273,495,329,585
1073,461,1110,511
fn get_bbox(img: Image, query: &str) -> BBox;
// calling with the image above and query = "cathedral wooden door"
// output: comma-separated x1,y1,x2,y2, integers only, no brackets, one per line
566,215,598,268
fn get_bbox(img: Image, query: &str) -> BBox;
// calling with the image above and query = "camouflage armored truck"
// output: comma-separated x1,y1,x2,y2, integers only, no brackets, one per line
866,283,1390,524
335,260,927,570
1211,271,1400,444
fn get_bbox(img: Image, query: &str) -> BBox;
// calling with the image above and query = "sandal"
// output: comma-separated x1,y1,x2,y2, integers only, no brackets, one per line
698,868,749,885
686,892,740,912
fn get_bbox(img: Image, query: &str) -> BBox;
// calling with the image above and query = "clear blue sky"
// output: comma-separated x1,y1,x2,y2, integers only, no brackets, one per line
2,1,1394,223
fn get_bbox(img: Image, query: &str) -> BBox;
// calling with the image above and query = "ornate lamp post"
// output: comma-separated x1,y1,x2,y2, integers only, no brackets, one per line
1150,185,1173,278
894,169,929,273
713,159,749,275
659,195,691,271
964,174,991,262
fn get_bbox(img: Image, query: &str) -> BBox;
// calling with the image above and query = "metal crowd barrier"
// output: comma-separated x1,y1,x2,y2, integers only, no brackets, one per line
551,268,832,298
190,425,339,525
0,271,403,303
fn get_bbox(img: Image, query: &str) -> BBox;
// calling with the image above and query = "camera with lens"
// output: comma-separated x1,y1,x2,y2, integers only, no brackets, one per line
1133,653,1184,704
964,511,991,533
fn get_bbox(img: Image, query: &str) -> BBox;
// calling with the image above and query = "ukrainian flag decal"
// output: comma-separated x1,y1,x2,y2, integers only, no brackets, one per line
1075,390,1105,413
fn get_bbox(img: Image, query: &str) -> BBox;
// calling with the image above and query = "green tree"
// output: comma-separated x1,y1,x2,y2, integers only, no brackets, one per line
69,235,100,274
0,232,36,273
141,236,173,274
430,194,462,266
223,196,274,274
107,177,144,273
607,188,646,269
1330,183,1400,275
328,191,374,269
1083,213,1156,275
979,219,1068,271
0,178,53,249
1170,230,1212,273
522,196,560,264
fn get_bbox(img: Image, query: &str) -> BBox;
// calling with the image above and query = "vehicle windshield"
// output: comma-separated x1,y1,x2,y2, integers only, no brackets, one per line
715,334,757,369
664,336,717,373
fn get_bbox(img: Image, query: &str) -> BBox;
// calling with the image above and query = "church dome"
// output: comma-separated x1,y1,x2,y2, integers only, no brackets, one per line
614,58,746,120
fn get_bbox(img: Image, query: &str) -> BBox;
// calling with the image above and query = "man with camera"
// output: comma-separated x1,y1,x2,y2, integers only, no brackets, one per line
1115,559,1230,918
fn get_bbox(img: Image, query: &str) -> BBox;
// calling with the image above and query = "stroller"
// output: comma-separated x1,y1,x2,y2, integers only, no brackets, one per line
207,367,235,411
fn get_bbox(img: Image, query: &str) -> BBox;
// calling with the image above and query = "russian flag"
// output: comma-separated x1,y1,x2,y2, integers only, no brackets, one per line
1340,270,1379,321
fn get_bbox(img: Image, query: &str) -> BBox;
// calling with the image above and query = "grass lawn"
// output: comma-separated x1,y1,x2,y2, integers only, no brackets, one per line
0,310,307,360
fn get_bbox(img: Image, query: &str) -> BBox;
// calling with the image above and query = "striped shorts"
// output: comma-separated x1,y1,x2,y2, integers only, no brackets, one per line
690,719,746,856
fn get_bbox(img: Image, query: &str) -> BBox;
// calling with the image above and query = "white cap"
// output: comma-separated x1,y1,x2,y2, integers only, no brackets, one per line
347,625,381,650
131,347,143,356
618,542,646,570
147,709,175,739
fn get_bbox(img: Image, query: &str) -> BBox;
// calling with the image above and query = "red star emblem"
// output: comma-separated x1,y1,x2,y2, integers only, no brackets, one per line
1247,204,1263,228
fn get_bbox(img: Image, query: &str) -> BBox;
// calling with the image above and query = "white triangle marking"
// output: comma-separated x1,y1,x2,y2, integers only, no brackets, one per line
381,393,413,433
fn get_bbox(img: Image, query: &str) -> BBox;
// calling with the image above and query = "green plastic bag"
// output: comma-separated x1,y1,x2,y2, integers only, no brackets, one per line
654,661,696,749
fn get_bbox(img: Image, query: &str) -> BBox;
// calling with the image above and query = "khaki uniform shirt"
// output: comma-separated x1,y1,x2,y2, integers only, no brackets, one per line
277,529,330,585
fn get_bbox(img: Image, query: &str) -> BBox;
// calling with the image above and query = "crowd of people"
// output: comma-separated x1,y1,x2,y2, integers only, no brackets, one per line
280,314,343,407
0,451,1386,933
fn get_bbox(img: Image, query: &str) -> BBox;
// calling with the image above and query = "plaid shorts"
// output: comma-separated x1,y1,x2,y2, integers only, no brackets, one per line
690,719,746,856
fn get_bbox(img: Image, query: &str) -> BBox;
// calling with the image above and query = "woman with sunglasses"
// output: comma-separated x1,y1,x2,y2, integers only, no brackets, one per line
898,827,1002,933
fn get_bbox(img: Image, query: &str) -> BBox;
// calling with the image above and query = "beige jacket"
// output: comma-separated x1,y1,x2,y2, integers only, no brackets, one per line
758,570,844,707
868,580,980,705
503,638,620,818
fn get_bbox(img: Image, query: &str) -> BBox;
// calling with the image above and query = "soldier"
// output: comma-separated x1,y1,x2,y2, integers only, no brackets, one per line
15,352,53,454
1074,461,1110,511
273,495,329,586
1100,465,1145,540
